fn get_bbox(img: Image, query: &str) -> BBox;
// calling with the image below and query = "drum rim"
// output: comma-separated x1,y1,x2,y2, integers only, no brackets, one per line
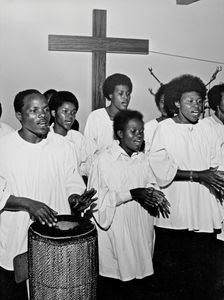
28,215,96,240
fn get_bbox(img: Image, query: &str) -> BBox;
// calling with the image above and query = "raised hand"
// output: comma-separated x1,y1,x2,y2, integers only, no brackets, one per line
68,188,97,213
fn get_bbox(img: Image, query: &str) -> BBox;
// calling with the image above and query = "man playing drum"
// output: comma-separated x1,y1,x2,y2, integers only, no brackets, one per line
0,89,96,300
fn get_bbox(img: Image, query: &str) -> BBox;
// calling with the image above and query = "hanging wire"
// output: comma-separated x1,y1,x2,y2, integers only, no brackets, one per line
149,50,224,65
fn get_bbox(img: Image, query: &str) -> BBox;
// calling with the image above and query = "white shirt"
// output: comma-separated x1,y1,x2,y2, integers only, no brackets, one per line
0,122,14,138
88,141,157,281
0,131,85,270
149,118,224,233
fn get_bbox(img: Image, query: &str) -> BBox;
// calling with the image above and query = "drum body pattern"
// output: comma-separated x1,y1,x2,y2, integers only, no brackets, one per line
28,215,98,300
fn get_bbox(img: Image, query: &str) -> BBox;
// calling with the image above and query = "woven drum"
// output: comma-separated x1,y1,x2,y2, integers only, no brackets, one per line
28,215,98,300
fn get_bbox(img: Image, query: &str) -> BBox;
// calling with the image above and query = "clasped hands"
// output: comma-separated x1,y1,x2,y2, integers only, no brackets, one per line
199,167,224,204
130,187,170,218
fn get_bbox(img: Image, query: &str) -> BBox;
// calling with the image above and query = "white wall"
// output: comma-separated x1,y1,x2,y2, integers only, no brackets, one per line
0,0,224,132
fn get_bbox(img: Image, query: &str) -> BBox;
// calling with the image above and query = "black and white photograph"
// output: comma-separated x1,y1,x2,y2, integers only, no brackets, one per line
0,0,224,299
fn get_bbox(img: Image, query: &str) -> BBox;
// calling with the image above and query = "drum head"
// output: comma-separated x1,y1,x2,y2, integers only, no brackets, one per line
29,215,95,239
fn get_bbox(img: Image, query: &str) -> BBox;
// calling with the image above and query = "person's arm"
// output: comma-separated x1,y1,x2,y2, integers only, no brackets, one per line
175,167,224,192
87,155,133,229
130,187,170,218
3,195,58,226
174,170,199,182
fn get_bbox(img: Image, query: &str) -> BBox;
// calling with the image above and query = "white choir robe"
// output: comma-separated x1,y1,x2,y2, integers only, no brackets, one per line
148,118,224,233
87,141,158,281
84,108,114,174
199,114,224,240
144,119,159,153
50,124,92,176
0,121,14,138
0,131,85,270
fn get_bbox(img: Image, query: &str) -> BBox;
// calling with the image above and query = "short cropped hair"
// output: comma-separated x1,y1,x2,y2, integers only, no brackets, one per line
207,84,224,111
14,89,42,113
154,83,174,118
113,109,143,140
44,89,57,102
103,73,133,100
49,91,79,112
164,74,207,114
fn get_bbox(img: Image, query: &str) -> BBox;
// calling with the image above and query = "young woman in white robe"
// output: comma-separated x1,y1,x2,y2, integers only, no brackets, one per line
49,90,92,178
87,109,170,299
84,73,133,174
148,74,224,300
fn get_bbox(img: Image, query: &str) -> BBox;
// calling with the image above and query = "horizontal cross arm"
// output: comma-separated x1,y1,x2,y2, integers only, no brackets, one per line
48,35,149,54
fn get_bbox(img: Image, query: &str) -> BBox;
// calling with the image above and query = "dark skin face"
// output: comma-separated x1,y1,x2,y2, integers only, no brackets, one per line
118,118,144,156
51,101,77,136
173,91,203,124
106,85,131,120
16,94,50,143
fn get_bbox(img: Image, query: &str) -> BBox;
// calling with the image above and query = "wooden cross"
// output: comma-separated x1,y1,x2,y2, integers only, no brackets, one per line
48,9,149,110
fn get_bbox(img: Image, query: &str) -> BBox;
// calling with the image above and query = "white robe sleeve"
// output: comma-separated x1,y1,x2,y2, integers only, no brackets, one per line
88,155,131,230
148,124,178,187
79,136,98,177
64,142,86,197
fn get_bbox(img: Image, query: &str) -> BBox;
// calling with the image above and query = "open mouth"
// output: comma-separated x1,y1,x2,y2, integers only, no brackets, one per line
191,111,200,117
38,120,48,127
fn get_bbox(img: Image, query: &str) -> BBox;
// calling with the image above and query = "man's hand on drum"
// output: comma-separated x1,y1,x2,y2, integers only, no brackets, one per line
68,188,97,214
130,187,170,218
27,199,58,227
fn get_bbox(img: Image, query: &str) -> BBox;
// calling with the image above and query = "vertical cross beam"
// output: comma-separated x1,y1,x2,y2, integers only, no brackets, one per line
92,10,106,109
48,9,149,111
